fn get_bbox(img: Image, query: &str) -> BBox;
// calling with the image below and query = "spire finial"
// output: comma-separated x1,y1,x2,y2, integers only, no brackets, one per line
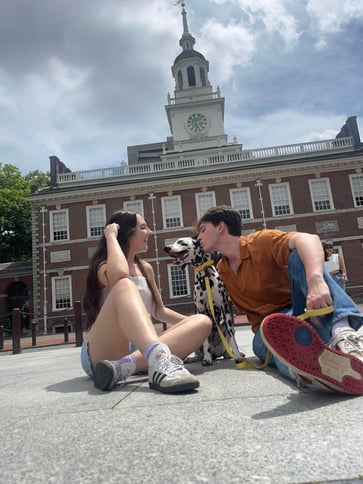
176,0,195,51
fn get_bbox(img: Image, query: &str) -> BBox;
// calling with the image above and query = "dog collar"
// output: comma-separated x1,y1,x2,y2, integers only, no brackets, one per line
195,259,214,272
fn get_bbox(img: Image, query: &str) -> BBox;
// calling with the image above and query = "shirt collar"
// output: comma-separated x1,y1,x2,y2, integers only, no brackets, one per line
218,237,249,273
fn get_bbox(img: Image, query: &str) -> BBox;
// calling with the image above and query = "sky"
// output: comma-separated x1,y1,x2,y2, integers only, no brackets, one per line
0,0,362,175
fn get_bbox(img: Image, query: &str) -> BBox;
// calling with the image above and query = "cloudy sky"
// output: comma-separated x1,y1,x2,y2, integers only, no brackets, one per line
1,0,362,175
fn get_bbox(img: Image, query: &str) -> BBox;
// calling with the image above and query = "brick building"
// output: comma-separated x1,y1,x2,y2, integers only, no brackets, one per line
3,4,363,334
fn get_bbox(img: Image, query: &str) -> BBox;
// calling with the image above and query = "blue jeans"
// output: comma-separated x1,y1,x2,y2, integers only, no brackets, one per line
332,272,346,291
253,250,363,381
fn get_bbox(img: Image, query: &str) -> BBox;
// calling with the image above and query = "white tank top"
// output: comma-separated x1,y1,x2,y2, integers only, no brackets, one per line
129,276,152,314
324,253,340,272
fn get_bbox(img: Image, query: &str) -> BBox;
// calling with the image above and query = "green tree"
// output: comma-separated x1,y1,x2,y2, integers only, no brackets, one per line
0,163,50,262
25,169,51,190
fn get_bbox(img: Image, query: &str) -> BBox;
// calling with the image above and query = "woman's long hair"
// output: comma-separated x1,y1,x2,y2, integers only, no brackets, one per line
83,210,160,328
322,242,330,261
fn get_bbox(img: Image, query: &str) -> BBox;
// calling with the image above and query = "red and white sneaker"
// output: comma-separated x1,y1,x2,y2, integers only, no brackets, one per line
330,329,363,362
260,314,363,395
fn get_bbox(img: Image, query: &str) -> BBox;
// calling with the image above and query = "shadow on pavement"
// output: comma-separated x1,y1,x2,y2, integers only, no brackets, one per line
252,391,357,420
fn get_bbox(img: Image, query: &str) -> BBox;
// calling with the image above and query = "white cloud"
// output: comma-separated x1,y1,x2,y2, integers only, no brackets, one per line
240,0,300,44
0,0,361,174
199,19,255,83
307,0,363,47
209,0,300,44
227,109,346,149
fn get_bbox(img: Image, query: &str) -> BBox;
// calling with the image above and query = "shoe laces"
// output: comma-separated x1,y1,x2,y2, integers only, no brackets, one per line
155,352,187,377
348,332,363,352
333,331,363,357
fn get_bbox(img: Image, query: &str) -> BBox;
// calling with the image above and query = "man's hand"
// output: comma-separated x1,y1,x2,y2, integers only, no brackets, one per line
306,275,332,310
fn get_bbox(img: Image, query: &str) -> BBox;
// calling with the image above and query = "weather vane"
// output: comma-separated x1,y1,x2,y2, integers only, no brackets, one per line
174,0,185,7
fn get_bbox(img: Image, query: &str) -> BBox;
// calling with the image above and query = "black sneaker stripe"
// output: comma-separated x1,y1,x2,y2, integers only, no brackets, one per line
152,372,166,385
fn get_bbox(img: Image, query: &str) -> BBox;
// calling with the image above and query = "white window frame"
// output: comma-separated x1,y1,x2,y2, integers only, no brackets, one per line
51,275,72,311
161,196,183,229
349,174,363,207
50,209,69,242
86,205,106,238
195,191,216,219
123,200,144,217
269,182,294,217
309,178,334,212
230,188,253,220
167,264,191,298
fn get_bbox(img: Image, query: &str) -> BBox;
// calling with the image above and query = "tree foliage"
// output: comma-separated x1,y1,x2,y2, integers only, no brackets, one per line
0,163,50,262
25,170,51,190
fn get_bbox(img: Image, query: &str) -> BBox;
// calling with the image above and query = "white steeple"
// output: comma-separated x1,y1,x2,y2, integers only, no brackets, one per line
165,1,228,151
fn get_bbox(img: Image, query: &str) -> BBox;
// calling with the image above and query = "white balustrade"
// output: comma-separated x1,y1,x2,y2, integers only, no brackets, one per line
57,136,354,185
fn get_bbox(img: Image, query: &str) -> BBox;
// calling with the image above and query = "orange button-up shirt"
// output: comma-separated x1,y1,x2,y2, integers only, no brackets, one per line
217,230,296,333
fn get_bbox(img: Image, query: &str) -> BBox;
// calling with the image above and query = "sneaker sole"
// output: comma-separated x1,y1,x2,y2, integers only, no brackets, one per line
149,379,200,394
295,373,334,392
93,361,118,391
260,314,363,395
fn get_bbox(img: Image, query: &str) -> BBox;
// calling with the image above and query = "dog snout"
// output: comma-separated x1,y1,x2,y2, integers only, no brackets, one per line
164,246,171,253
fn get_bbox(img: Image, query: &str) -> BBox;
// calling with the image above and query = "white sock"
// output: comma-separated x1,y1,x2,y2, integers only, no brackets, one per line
331,318,352,338
144,341,163,363
114,355,137,380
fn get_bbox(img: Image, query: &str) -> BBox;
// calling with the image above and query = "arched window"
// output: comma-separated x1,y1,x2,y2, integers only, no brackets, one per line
187,66,196,86
200,67,206,87
177,70,183,90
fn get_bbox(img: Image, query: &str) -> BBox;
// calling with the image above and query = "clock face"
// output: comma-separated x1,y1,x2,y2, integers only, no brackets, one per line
186,113,208,133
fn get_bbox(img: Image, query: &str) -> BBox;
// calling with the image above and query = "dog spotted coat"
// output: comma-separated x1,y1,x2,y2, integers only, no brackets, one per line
164,237,245,366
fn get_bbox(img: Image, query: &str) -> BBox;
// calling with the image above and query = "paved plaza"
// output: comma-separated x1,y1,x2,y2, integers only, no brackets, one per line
0,326,362,484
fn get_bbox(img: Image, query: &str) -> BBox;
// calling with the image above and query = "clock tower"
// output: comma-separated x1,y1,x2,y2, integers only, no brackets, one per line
164,2,228,153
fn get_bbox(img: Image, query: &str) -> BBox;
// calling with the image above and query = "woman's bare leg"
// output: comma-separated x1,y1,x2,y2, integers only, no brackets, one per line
130,315,212,372
88,278,162,368
157,316,211,358
87,278,210,393
88,278,212,373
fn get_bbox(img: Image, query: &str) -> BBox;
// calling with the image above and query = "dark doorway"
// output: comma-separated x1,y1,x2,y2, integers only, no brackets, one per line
6,281,29,332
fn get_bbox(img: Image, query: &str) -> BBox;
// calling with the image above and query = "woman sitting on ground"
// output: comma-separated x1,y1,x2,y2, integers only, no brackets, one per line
82,210,212,393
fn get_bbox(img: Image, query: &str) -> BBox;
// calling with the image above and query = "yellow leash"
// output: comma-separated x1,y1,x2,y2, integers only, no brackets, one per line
236,305,334,370
196,258,334,371
297,306,334,320
195,260,270,369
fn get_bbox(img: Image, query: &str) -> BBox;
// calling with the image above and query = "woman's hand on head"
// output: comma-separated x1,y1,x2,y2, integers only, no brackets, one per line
104,223,119,239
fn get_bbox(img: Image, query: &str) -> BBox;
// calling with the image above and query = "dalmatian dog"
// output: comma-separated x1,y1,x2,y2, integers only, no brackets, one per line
164,237,245,366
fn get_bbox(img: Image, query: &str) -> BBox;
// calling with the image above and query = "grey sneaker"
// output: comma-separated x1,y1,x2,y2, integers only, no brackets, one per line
330,330,363,362
148,343,200,394
93,359,135,391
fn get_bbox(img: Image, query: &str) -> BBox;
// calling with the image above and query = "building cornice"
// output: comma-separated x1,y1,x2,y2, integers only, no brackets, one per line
29,152,363,205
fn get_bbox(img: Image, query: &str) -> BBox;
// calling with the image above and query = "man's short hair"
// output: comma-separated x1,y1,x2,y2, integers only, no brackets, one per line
197,206,242,236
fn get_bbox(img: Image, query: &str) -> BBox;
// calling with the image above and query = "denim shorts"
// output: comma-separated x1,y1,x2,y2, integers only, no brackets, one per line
81,338,93,378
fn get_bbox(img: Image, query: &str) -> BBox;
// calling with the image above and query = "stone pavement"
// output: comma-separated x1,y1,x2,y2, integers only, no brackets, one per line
0,326,362,484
